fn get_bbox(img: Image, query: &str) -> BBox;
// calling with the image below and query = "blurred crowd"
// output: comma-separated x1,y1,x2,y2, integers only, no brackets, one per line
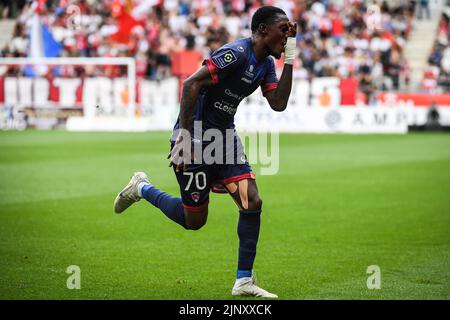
424,11,450,93
290,0,414,104
0,0,430,100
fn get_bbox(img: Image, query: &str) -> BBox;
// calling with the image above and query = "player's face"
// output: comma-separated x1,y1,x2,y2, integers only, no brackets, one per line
264,15,290,59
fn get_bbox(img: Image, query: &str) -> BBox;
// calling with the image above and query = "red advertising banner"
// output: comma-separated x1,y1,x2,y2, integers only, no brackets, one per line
377,93,450,107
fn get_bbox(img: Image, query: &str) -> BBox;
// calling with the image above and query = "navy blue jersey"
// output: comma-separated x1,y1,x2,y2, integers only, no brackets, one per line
171,37,279,140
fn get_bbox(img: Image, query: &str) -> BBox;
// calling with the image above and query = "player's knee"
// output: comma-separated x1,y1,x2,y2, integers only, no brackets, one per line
184,209,208,231
186,220,206,230
247,194,262,211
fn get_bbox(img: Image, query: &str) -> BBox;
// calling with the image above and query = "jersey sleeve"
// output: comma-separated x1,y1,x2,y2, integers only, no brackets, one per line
260,58,279,96
202,46,245,85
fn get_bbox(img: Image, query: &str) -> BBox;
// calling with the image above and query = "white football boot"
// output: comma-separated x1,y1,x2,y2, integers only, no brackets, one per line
114,172,150,214
232,272,278,298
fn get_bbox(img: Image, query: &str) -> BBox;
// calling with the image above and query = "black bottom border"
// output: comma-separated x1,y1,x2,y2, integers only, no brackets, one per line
0,300,447,318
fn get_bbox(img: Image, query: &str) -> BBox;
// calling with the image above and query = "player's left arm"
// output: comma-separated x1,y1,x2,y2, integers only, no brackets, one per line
264,64,293,112
264,22,297,112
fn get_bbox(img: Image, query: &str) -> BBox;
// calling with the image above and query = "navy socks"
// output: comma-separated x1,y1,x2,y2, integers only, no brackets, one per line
236,209,261,279
141,184,187,229
141,184,261,277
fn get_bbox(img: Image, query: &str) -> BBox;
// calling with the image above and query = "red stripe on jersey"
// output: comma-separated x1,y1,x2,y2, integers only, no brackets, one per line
204,59,219,85
262,83,278,94
219,172,256,185
183,201,209,213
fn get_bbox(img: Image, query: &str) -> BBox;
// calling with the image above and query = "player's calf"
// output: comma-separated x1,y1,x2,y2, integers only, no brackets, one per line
224,179,270,296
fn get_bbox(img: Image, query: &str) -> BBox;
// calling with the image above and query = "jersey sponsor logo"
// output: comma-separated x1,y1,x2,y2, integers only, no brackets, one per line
212,50,238,69
213,101,238,115
225,89,244,100
244,65,254,78
240,77,252,84
241,64,255,83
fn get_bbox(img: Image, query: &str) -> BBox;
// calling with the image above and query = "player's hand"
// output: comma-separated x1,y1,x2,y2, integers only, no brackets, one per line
284,22,298,65
287,21,297,38
168,132,195,172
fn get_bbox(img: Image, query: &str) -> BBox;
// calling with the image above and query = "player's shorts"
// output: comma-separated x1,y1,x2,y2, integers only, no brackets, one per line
170,132,255,212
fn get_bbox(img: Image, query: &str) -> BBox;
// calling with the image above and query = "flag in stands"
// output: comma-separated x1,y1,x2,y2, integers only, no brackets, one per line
26,14,62,76
110,0,157,44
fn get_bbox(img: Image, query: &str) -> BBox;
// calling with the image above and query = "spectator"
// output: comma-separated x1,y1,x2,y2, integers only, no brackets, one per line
358,64,375,105
0,0,415,93
422,66,439,93
418,0,431,21
386,49,402,90
425,102,441,130
318,87,331,107
371,51,384,90
426,13,450,92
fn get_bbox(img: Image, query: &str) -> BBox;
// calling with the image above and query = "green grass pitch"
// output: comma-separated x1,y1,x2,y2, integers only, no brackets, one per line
0,130,449,299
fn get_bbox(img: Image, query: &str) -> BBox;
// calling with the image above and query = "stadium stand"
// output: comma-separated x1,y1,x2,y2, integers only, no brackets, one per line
0,2,411,85
424,10,450,93
1,0,450,99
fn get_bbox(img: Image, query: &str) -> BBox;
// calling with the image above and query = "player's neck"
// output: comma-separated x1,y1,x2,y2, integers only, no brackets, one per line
251,35,268,62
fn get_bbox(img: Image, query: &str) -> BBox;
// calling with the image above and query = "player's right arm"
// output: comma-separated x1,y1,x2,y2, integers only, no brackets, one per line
179,45,244,130
171,66,213,172
179,67,214,132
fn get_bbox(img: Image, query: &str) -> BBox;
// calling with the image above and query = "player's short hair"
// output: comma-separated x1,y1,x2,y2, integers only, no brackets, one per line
251,6,287,33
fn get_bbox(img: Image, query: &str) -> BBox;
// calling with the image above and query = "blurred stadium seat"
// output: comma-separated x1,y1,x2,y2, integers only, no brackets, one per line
0,0,419,85
1,0,450,132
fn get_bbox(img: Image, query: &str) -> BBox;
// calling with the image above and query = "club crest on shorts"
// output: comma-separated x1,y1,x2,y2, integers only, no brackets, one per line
190,192,200,203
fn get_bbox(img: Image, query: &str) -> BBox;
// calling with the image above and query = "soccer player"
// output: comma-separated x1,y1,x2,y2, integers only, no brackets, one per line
114,6,297,298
